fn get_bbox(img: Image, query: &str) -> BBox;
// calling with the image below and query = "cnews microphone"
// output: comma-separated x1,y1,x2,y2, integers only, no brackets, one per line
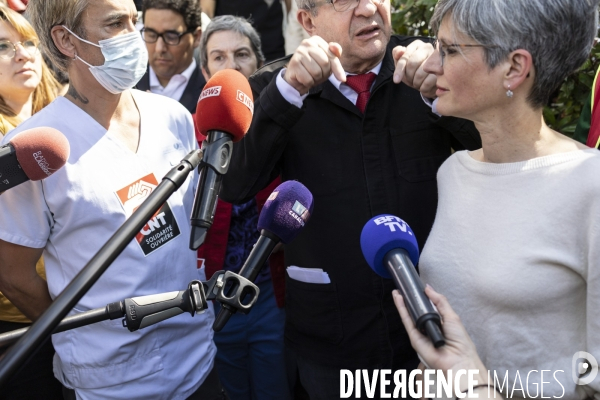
213,180,314,332
360,215,445,348
0,127,69,192
190,69,254,250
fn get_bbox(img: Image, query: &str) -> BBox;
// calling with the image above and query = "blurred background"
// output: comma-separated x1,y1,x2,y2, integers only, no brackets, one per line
391,0,600,136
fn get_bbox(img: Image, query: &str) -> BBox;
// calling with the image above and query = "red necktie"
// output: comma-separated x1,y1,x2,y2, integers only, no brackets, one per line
345,72,377,113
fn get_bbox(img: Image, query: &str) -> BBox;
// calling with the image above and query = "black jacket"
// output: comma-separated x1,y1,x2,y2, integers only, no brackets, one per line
221,35,481,369
215,0,285,61
135,64,206,115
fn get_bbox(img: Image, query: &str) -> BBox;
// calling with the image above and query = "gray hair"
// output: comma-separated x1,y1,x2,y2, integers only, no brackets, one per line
430,0,599,108
296,0,318,16
26,0,90,74
200,15,265,74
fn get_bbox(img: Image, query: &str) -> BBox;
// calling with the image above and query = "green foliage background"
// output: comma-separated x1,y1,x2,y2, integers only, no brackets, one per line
391,0,600,136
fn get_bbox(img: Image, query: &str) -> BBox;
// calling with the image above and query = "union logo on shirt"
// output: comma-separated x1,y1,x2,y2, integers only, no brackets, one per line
115,173,181,256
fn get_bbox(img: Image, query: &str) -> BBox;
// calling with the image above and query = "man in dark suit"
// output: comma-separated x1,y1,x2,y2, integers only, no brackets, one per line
220,0,481,398
136,0,205,114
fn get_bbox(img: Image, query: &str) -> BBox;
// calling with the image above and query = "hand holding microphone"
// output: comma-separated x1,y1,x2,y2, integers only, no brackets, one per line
213,180,314,332
0,127,70,192
393,285,487,377
360,214,445,347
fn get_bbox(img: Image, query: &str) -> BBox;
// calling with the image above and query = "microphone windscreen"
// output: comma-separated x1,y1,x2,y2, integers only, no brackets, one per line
360,215,420,279
257,181,313,244
10,127,70,181
194,69,253,142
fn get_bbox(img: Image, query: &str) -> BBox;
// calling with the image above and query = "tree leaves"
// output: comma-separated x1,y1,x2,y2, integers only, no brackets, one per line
391,0,600,136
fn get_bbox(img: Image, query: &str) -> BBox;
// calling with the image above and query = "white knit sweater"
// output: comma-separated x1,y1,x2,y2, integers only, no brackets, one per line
420,149,600,400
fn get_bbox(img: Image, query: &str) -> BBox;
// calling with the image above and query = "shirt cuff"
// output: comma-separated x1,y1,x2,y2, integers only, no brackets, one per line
276,69,308,109
421,94,441,116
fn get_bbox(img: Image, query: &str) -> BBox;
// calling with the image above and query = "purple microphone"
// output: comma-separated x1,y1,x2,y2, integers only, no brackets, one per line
213,181,314,331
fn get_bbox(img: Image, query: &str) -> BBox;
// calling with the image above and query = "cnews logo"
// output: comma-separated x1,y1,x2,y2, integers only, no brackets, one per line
236,90,254,115
572,351,598,385
199,86,221,101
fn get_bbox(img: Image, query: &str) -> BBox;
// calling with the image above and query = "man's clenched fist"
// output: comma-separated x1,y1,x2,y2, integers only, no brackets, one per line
284,36,346,95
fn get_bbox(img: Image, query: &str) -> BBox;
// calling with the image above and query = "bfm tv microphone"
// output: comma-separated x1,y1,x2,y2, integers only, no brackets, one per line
190,69,254,250
0,127,70,192
213,180,314,332
360,215,445,348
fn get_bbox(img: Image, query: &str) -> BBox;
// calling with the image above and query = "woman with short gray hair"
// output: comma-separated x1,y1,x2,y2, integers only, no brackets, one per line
415,0,600,398
200,15,265,76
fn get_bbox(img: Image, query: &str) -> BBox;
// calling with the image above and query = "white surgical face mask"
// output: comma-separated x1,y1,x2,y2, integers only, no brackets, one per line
63,26,148,94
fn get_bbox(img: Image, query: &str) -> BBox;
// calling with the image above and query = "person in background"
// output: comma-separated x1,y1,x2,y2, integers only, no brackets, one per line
419,0,599,398
0,8,62,400
200,0,287,62
197,15,290,400
200,15,265,81
136,0,206,115
0,0,220,398
0,6,58,136
0,0,71,94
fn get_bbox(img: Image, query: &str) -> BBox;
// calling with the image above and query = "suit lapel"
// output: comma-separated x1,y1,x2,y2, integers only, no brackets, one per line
310,80,364,118
372,47,394,94
179,65,206,114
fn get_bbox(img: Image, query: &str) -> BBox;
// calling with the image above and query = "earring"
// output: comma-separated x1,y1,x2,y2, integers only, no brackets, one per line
506,85,514,98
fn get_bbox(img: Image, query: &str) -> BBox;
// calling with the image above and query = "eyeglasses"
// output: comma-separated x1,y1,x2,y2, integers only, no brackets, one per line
326,0,385,12
0,38,39,60
140,27,194,46
432,38,496,67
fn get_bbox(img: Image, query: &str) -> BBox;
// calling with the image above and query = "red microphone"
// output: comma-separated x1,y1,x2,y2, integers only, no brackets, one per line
190,69,254,249
7,0,27,12
0,127,70,192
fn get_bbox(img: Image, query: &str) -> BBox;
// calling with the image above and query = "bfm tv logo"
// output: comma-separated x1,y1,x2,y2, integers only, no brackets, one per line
572,351,598,385
373,215,413,236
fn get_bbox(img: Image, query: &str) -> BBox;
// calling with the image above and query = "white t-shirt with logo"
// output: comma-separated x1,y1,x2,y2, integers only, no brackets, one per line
0,91,216,400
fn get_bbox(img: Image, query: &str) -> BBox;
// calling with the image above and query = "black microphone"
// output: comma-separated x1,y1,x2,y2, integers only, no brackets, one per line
189,69,253,250
0,149,203,387
0,127,69,192
213,180,314,331
360,214,445,348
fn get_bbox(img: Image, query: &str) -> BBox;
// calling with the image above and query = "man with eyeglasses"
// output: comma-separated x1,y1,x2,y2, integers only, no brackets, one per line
220,0,481,398
136,0,206,115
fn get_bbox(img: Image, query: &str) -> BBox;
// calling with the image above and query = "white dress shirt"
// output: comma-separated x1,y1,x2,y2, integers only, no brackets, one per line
275,62,440,114
149,58,197,102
